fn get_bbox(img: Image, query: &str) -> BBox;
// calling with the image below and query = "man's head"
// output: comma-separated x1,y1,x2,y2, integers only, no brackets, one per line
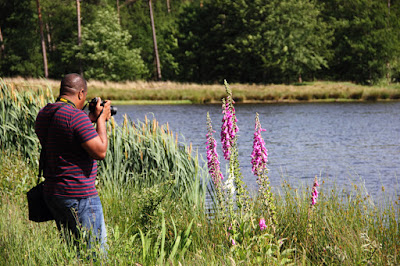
59,73,87,109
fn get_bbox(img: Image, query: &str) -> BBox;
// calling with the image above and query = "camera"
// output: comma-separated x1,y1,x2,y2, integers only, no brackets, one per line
88,97,117,116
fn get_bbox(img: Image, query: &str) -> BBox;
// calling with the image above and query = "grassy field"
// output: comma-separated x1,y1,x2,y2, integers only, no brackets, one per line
1,150,399,265
3,77,400,104
1,80,399,264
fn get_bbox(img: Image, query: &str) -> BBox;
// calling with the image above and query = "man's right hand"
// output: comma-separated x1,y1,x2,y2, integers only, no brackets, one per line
83,98,111,160
89,97,112,123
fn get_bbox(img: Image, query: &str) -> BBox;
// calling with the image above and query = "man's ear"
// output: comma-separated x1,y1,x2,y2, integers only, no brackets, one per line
78,89,84,100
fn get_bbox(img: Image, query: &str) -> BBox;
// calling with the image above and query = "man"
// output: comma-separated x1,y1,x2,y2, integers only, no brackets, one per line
35,73,111,254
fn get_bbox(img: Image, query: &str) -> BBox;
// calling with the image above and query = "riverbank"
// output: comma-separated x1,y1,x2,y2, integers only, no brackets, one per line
3,77,400,104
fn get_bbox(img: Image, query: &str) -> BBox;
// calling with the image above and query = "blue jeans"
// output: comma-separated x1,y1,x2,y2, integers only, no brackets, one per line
44,194,107,255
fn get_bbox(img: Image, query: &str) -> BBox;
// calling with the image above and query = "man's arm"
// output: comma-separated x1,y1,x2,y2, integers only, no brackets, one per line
81,99,112,160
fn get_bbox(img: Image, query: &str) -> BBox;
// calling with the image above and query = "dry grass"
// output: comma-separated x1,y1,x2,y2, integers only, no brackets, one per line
2,77,400,103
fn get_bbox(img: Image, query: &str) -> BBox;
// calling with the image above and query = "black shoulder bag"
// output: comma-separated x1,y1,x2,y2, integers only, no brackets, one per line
27,103,65,222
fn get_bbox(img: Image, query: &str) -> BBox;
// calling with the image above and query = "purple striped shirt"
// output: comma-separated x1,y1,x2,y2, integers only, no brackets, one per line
35,102,99,198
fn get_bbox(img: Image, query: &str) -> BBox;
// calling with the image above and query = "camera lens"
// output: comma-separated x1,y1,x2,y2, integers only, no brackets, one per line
110,106,117,116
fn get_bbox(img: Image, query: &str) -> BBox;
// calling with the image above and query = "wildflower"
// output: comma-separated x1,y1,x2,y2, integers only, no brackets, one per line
251,113,268,176
227,224,233,236
311,176,320,206
224,170,235,197
207,113,226,215
221,97,238,160
231,238,236,245
252,113,277,230
259,218,267,231
206,114,224,185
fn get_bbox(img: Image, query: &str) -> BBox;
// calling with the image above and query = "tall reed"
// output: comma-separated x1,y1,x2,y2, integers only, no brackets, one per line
0,79,53,165
99,114,207,206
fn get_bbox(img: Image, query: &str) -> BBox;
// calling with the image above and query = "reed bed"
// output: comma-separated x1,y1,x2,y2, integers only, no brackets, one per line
0,79,53,166
100,114,206,205
3,77,400,104
0,82,398,264
0,80,204,203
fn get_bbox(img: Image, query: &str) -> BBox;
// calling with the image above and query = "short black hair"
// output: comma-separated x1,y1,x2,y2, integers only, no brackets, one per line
60,73,87,96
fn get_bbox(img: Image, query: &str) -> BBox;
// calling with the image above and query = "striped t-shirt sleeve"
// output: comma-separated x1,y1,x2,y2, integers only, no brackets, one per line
71,110,98,143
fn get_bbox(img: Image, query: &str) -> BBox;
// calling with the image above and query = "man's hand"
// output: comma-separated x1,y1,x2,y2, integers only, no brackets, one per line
83,97,112,160
88,97,112,123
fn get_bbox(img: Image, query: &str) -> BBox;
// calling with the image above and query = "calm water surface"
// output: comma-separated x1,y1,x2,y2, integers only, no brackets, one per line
114,102,400,200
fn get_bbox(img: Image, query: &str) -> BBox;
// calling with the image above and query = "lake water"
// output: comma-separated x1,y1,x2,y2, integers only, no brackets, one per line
114,102,400,201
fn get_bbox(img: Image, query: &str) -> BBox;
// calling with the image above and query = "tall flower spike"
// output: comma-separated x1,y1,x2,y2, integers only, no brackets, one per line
221,87,239,160
206,112,224,185
251,113,268,176
252,113,277,232
310,176,319,206
222,80,250,215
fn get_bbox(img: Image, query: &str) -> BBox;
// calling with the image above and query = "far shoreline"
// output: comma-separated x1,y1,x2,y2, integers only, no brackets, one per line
112,98,400,105
3,77,400,104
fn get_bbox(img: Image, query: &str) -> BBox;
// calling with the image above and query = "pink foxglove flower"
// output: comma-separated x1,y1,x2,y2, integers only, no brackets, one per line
251,113,268,176
221,97,238,160
231,238,236,245
206,113,224,185
310,177,320,206
259,218,267,231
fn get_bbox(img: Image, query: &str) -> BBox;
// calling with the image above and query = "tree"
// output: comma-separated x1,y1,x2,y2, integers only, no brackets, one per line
318,0,400,84
76,0,83,75
263,0,332,83
120,0,185,81
148,0,162,80
35,0,49,78
175,0,332,83
36,0,77,78
63,8,148,81
0,0,43,77
176,0,246,83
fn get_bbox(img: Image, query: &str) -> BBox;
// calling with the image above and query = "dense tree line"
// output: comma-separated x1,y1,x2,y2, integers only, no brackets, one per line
0,0,399,84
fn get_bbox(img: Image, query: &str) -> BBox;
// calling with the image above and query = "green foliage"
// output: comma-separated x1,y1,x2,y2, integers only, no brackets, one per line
262,0,332,82
0,150,36,196
120,0,184,80
0,0,43,77
176,0,241,83
318,0,400,84
64,8,148,81
137,211,194,264
228,214,295,264
1,0,400,84
176,0,332,83
39,0,78,77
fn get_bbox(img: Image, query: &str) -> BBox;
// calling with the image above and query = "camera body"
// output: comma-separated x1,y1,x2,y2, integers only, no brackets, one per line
88,97,117,116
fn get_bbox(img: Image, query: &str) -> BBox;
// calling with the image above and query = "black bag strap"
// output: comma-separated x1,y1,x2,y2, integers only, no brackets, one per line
37,103,66,184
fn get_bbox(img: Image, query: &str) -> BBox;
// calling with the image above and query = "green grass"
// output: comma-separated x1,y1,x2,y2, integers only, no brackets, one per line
1,151,398,265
